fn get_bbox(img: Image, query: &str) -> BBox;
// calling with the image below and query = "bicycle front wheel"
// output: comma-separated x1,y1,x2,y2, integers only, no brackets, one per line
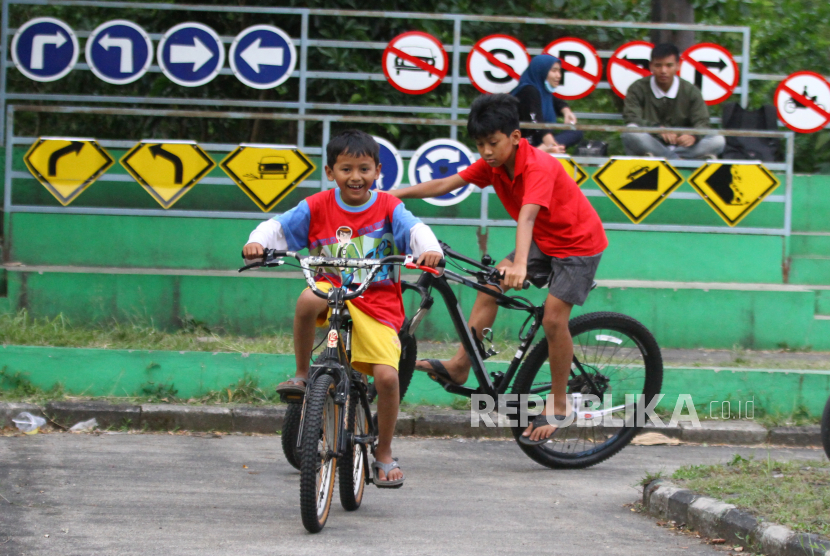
299,373,339,533
511,312,663,469
338,391,368,511
821,395,830,461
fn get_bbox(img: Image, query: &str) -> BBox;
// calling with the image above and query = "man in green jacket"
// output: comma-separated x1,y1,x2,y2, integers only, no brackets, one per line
622,43,725,159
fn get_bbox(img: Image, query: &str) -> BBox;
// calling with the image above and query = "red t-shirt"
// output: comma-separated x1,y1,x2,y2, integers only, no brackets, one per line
459,139,608,258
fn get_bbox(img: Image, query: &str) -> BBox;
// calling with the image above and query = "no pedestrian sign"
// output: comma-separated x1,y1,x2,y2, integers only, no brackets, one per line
592,157,684,224
542,38,602,100
11,17,79,82
382,31,448,95
466,35,530,95
607,41,653,99
121,140,216,209
679,43,739,105
24,137,114,206
774,71,830,134
220,144,316,212
688,162,780,226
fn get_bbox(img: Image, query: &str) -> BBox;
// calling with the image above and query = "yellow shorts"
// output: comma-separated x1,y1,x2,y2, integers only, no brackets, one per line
313,282,401,376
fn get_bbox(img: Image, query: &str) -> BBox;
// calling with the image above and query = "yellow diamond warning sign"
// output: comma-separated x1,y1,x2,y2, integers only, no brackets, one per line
592,158,684,223
24,137,114,206
551,154,588,187
220,144,316,212
120,141,216,209
688,162,780,227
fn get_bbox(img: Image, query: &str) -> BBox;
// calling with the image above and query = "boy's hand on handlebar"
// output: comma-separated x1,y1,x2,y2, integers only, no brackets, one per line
498,260,527,290
417,250,444,275
242,242,264,259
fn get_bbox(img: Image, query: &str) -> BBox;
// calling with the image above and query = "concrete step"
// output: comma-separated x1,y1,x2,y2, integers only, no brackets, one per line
790,233,830,257
789,256,830,285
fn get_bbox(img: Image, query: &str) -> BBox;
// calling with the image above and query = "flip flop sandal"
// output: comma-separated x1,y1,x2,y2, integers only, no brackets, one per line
275,377,307,395
421,359,459,385
519,412,575,447
372,460,404,489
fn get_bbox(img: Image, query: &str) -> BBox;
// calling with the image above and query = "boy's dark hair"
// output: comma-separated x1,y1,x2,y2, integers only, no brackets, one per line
651,43,680,62
326,129,380,167
466,94,521,140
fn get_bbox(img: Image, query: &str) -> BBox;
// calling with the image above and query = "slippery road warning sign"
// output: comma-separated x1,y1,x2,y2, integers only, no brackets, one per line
121,140,216,209
774,71,830,134
220,144,315,212
466,35,530,95
542,38,602,100
688,162,780,226
607,41,653,99
382,31,448,95
679,43,739,105
592,157,684,224
24,137,114,205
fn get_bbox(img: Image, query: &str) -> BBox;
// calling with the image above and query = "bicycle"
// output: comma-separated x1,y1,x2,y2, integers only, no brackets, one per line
822,395,830,460
400,241,664,469
239,249,436,533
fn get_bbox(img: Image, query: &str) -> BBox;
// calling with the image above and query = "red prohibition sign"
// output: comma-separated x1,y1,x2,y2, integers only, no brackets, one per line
466,34,529,94
382,31,448,95
679,42,739,105
542,37,603,100
607,41,653,99
774,71,830,133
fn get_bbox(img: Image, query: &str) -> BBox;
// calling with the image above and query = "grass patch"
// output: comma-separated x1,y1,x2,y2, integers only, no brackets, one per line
670,454,830,537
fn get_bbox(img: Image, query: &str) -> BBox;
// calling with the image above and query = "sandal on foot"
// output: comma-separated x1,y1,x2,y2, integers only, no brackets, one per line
372,460,404,488
420,359,459,386
275,377,307,395
519,412,575,446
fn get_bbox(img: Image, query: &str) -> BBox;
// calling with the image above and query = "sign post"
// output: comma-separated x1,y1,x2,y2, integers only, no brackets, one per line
774,71,830,134
679,43,739,105
542,38,602,100
466,35,530,95
382,31,448,95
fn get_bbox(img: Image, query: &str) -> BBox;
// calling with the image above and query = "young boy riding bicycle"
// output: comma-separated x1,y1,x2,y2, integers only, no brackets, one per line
391,94,608,445
243,130,443,486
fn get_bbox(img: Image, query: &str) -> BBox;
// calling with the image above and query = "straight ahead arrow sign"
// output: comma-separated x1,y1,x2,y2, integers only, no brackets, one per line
170,37,214,72
99,33,134,73
30,32,67,69
240,38,284,73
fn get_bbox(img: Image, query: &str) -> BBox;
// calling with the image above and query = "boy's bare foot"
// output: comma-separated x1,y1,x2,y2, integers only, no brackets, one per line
521,405,574,444
414,359,469,385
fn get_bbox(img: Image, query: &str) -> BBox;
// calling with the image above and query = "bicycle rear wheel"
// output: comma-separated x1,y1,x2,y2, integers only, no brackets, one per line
338,387,369,510
299,373,339,533
281,402,302,470
510,312,663,469
821,395,830,460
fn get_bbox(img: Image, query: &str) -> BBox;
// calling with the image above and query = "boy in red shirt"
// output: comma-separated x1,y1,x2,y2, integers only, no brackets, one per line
244,130,443,485
391,94,607,445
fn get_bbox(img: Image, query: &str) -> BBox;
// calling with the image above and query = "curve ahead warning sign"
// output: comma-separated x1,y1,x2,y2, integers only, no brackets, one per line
542,37,602,100
382,31,448,95
774,71,830,134
466,35,530,95
679,43,739,105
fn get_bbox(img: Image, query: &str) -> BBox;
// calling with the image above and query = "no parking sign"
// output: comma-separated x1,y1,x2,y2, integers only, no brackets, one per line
382,31,448,95
774,71,830,133
542,38,602,100
607,41,653,99
679,43,739,105
466,35,530,95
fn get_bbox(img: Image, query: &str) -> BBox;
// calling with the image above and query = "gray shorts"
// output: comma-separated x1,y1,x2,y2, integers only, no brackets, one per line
506,242,602,306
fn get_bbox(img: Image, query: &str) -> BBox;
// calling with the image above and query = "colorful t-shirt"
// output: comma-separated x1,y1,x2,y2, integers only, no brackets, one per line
273,188,423,331
459,139,608,258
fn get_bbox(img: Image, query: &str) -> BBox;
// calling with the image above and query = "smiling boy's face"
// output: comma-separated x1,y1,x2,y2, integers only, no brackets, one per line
474,129,521,169
325,152,381,206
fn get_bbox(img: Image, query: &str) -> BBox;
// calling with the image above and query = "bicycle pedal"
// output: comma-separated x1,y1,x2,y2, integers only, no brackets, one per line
279,392,304,403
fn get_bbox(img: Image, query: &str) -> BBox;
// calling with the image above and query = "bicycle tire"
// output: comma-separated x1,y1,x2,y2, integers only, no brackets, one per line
299,373,339,533
338,391,368,510
281,402,302,470
510,312,663,469
822,395,830,461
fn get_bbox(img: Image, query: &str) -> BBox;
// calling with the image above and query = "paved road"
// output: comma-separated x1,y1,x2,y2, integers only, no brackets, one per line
0,433,824,555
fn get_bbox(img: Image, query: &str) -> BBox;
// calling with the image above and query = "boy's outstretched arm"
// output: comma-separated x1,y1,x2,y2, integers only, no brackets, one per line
390,174,468,200
499,203,541,290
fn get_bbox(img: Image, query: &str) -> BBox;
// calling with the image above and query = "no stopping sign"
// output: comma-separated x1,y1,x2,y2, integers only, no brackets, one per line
542,37,602,100
466,35,530,94
382,31,448,95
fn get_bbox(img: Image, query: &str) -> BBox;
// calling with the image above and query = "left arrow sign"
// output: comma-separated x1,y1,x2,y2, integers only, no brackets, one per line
240,38,284,73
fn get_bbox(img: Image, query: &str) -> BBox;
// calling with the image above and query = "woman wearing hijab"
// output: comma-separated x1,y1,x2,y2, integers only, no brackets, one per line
511,54,583,153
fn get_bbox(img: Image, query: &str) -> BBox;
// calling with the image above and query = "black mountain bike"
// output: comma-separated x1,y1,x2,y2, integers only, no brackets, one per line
400,241,664,469
239,250,436,533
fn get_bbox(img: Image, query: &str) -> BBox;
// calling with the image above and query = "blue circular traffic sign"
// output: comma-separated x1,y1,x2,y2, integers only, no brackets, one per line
229,25,296,89
408,139,476,206
85,20,153,85
11,17,79,82
372,137,403,191
157,22,225,87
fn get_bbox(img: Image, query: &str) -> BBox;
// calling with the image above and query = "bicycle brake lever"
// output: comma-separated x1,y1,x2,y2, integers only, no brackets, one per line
404,254,442,275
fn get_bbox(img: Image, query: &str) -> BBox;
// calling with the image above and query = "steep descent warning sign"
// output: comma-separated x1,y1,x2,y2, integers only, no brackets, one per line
24,137,114,205
220,144,316,212
550,154,588,187
121,140,215,209
688,162,780,226
592,158,684,223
